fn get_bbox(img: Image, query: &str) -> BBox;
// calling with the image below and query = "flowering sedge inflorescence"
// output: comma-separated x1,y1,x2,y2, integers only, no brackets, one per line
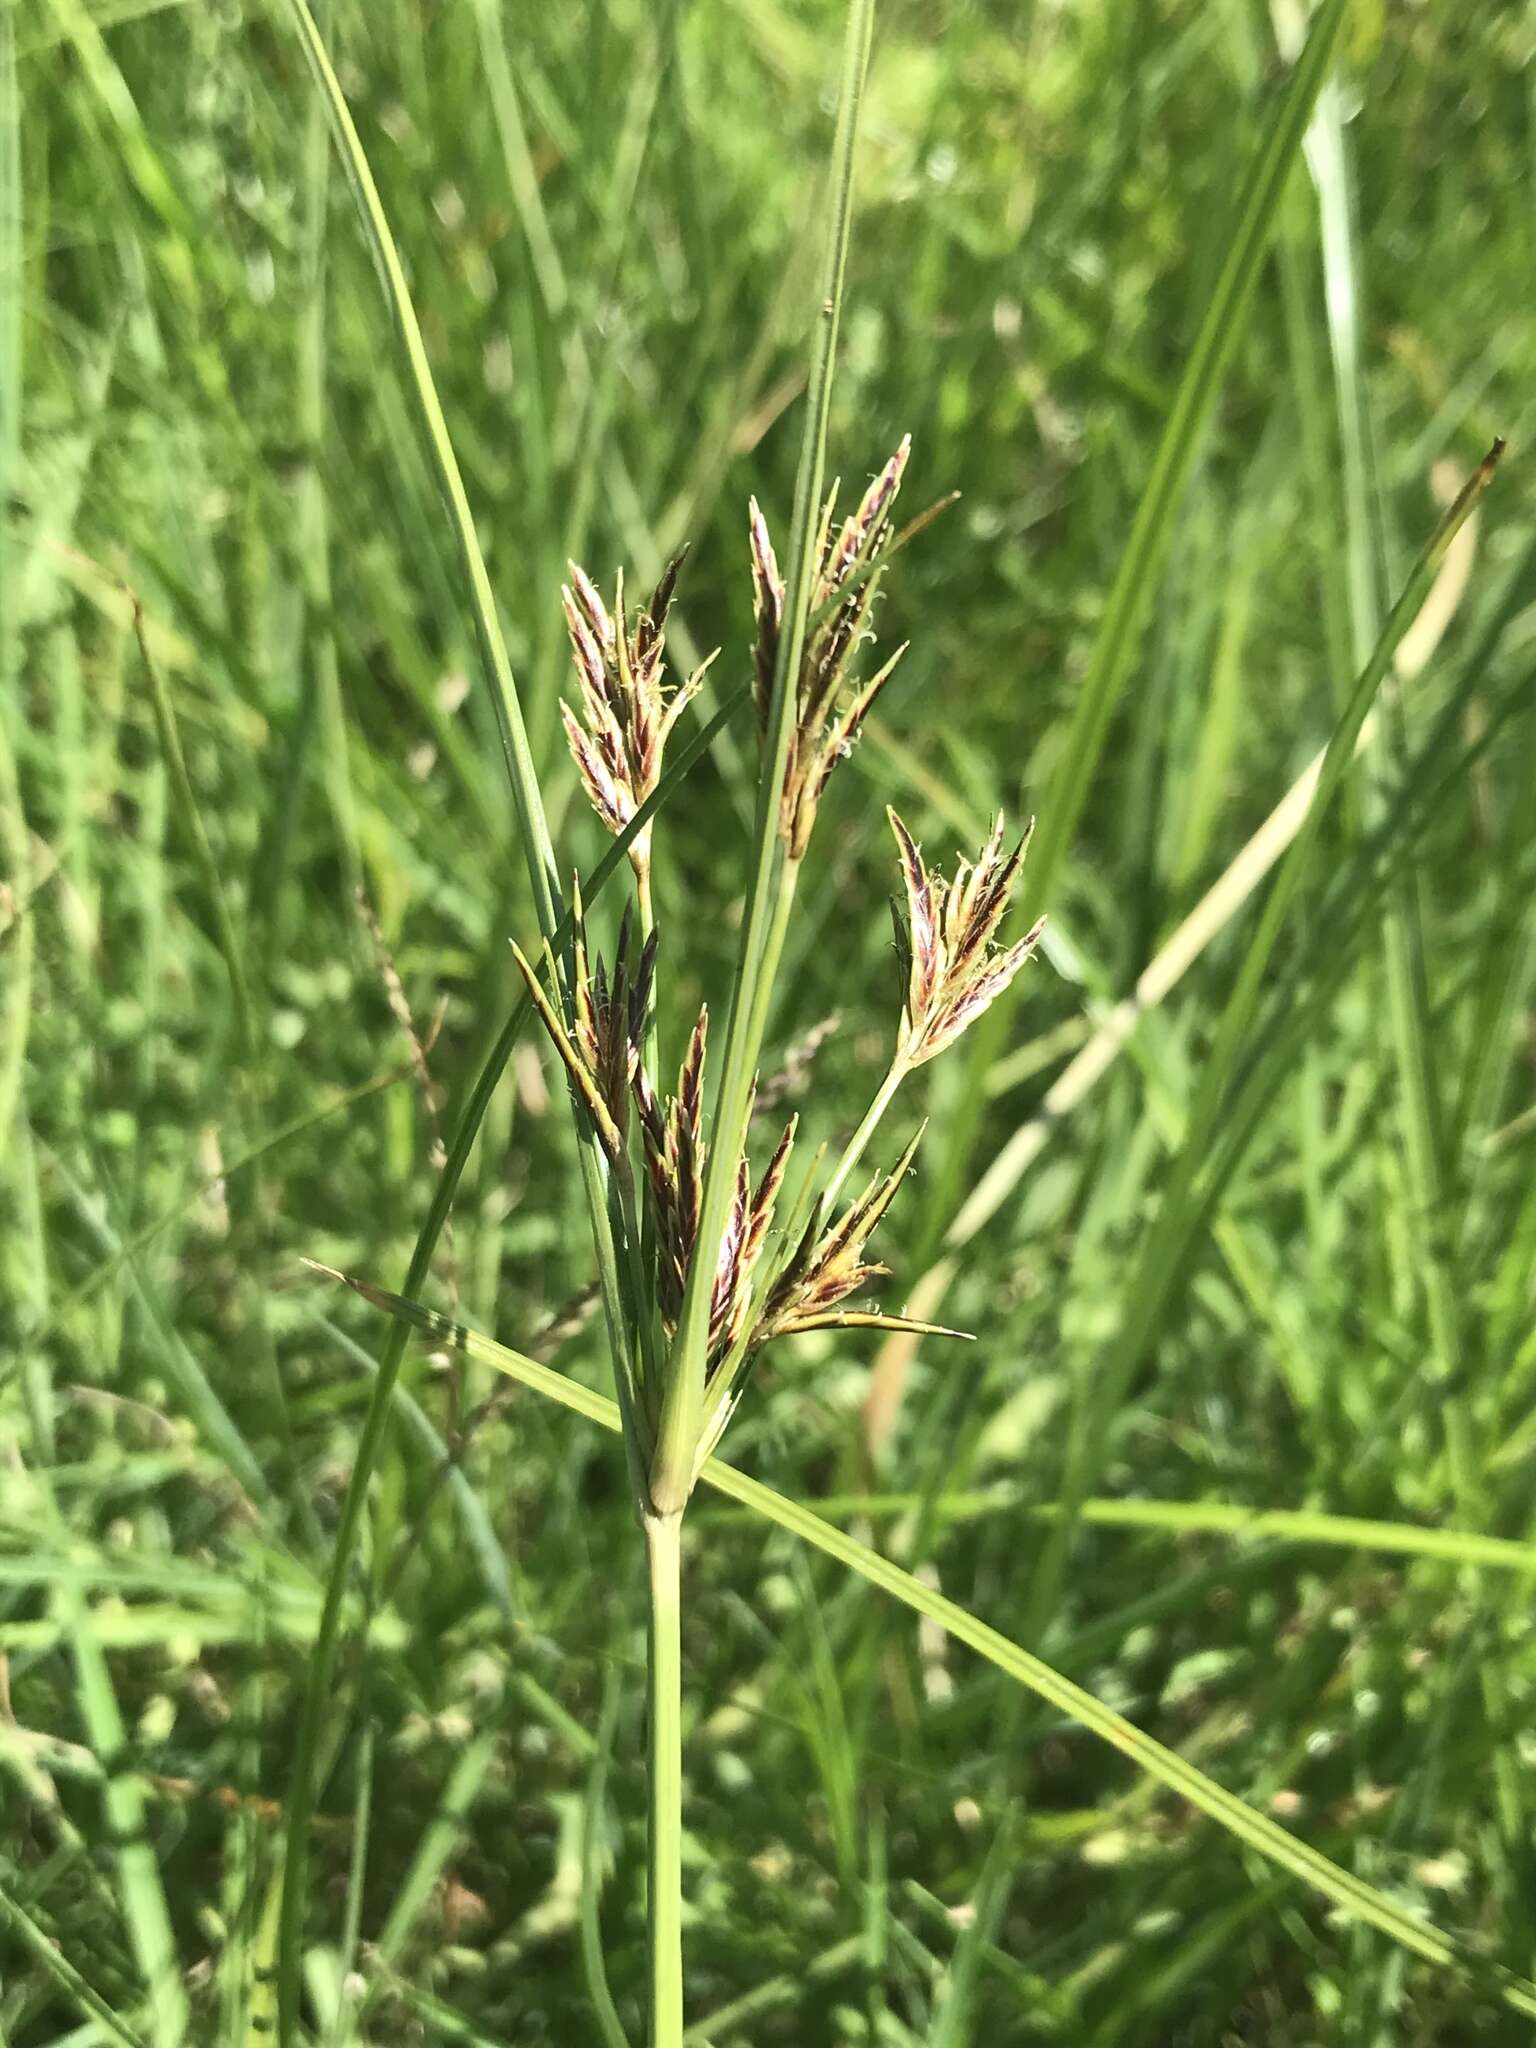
750,436,912,858
543,442,1046,1504
561,551,716,897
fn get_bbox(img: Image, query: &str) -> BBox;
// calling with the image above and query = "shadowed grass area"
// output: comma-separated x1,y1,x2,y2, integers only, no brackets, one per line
5,2,1536,2043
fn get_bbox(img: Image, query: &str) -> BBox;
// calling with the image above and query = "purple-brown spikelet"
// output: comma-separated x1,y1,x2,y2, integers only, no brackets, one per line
888,808,1047,1066
759,1124,924,1341
560,551,712,871
514,883,655,1161
745,1115,797,1270
750,437,916,858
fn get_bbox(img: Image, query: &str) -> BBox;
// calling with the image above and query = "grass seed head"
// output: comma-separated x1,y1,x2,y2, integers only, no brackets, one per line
560,550,716,875
889,807,1046,1067
512,881,654,1161
753,437,912,858
757,1124,925,1341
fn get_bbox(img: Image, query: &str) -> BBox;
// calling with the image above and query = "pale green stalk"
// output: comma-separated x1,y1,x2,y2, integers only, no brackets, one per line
644,1510,685,2047
821,1055,909,1214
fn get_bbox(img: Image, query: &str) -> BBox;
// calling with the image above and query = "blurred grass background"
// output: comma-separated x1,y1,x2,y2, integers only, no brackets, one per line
5,0,1536,2040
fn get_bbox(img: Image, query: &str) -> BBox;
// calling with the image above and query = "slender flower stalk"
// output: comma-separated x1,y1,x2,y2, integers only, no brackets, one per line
643,1510,684,2048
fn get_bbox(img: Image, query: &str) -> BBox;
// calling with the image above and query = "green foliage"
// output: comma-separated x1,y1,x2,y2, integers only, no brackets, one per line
5,1,1536,2043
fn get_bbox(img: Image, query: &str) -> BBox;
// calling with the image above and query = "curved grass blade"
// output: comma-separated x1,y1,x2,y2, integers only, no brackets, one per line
747,1489,1536,1576
1020,0,1348,925
1018,443,1504,1648
310,1273,1536,2024
281,0,557,928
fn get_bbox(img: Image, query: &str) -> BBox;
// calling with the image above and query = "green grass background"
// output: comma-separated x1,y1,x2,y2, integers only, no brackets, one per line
5,0,1536,2041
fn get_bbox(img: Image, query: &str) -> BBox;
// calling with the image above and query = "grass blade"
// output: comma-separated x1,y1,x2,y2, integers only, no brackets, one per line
915,0,1350,1253
1020,0,1348,923
312,1275,1536,2023
1018,444,1504,1647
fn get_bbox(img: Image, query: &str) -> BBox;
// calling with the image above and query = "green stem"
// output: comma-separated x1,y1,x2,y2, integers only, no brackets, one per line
644,1510,685,2048
821,1055,908,1213
652,0,875,1512
651,857,801,1509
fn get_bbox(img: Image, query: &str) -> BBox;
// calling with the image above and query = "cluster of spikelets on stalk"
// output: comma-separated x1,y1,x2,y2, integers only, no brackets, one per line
537,439,1047,1480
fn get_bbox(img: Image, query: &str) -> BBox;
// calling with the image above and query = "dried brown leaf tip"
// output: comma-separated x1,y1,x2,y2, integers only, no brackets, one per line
889,808,1046,1066
752,436,912,858
512,881,655,1160
560,551,715,873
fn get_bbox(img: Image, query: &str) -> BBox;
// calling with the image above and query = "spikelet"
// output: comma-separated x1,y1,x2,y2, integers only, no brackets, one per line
888,808,1046,1067
560,551,716,875
751,438,913,858
511,879,655,1160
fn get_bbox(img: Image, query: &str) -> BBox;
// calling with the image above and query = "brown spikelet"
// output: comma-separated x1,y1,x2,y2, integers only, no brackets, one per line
512,883,654,1162
560,553,715,872
888,809,1045,1067
751,437,925,859
757,1125,925,1343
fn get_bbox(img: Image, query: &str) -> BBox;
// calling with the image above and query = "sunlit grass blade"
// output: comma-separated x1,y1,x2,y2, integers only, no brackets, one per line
1296,35,1525,1869
311,1274,1536,2023
281,0,556,927
1020,0,1348,925
1019,443,1503,1645
761,1489,1536,1575
941,479,1486,1252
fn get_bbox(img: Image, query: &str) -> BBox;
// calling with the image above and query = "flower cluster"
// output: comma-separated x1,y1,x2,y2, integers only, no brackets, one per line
511,884,655,1161
560,552,713,882
519,467,1049,1464
888,808,1046,1068
750,438,912,857
634,1017,797,1370
331,437,1050,1518
513,891,959,1390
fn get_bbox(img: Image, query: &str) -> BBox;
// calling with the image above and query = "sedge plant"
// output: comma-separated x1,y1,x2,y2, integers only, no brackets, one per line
279,0,1536,2038
519,440,1046,2042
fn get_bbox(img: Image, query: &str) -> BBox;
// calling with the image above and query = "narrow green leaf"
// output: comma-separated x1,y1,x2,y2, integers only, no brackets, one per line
1021,0,1349,924
315,1277,1536,2024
